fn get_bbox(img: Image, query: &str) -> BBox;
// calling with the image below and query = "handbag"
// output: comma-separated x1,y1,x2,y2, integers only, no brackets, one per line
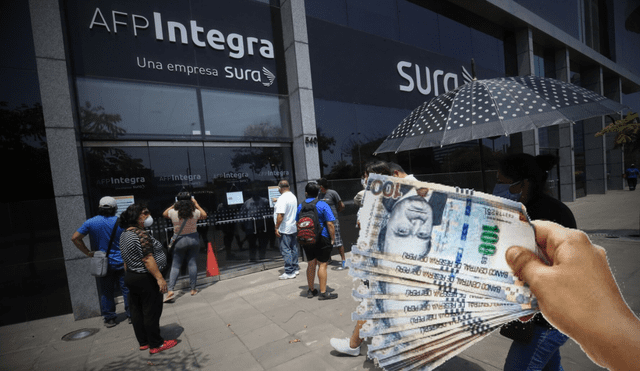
90,220,119,277
499,319,535,344
163,218,188,276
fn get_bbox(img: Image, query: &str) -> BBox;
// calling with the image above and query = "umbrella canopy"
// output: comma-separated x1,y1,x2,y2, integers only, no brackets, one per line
375,75,628,153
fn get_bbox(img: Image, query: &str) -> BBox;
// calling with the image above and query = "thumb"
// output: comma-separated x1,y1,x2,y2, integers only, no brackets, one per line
505,246,547,284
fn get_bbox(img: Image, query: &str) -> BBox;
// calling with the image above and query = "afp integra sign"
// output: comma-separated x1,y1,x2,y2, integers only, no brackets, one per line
65,0,286,94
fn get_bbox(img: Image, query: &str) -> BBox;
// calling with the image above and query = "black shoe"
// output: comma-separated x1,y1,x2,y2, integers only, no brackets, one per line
307,288,318,298
318,292,338,300
104,318,117,328
128,317,132,324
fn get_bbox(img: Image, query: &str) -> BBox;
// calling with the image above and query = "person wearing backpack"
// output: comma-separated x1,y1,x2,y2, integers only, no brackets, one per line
296,182,338,300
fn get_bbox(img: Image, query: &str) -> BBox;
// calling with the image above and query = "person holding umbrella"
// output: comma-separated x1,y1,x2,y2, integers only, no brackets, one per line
494,153,577,371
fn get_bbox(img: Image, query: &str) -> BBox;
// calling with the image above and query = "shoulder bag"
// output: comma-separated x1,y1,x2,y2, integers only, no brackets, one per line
499,319,535,344
163,218,188,276
90,220,119,277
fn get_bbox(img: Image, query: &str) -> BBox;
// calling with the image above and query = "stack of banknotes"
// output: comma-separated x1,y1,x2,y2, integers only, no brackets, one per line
347,174,546,371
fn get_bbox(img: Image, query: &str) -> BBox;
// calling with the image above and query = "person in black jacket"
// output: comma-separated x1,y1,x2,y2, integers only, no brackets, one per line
494,153,576,371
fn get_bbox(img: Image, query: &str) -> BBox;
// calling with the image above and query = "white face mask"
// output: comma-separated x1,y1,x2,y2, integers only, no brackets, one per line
143,215,154,228
361,177,368,188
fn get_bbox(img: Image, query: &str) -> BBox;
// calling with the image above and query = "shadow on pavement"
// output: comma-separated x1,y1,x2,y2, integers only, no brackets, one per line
436,356,489,370
160,323,184,340
86,346,208,371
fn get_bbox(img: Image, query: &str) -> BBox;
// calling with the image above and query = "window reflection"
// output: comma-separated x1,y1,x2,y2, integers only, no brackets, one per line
84,144,294,269
201,89,290,139
76,78,199,137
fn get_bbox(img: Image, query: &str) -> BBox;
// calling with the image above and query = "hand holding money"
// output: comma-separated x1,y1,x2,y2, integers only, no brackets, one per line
348,174,544,370
506,220,640,371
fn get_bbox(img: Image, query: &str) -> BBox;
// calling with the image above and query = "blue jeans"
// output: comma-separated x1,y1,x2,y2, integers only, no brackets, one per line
279,233,299,275
504,325,569,371
100,267,130,321
168,232,200,291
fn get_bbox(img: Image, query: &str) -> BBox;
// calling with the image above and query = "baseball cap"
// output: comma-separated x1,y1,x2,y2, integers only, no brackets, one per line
99,196,117,208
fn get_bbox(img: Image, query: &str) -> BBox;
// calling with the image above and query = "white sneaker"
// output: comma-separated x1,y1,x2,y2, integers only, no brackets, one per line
330,337,360,356
279,272,296,280
294,270,300,276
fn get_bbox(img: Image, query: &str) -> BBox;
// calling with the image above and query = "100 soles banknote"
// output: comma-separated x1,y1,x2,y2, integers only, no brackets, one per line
357,174,544,276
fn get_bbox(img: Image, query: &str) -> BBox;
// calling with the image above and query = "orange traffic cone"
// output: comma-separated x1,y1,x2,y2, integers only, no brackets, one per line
206,242,219,277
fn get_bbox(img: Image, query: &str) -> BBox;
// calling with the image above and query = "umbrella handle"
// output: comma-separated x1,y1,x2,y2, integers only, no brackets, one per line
471,58,477,80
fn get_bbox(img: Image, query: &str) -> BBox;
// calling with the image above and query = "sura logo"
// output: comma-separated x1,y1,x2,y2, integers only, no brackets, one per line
89,8,274,60
223,66,276,86
397,61,473,96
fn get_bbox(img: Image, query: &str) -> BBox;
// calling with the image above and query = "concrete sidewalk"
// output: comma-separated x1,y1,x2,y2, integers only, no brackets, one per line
1,190,638,371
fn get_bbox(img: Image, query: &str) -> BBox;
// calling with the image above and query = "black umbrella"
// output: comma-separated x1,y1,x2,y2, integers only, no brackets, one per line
375,75,628,153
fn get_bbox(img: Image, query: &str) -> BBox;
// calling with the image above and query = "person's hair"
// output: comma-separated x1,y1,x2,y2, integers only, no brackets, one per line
388,162,406,175
120,204,148,228
174,199,196,220
365,161,392,177
499,153,558,195
97,205,117,217
176,191,191,201
305,182,320,198
317,178,329,189
278,180,290,189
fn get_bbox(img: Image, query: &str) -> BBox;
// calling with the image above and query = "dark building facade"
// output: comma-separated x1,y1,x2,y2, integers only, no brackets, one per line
2,0,638,324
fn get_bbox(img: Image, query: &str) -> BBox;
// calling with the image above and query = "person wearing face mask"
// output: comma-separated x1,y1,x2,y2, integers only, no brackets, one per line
71,196,130,328
162,192,208,301
493,153,577,371
119,204,177,354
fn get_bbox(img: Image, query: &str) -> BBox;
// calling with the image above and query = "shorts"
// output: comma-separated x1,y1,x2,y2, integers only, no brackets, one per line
302,236,332,263
332,219,343,247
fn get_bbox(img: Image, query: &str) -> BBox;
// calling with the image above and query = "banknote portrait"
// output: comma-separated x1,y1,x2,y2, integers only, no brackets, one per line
377,186,448,260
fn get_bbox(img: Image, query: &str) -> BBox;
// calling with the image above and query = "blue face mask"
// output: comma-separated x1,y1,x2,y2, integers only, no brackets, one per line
492,182,522,201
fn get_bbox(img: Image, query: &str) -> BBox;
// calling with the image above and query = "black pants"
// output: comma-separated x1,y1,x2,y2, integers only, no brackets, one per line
125,271,164,348
628,177,637,190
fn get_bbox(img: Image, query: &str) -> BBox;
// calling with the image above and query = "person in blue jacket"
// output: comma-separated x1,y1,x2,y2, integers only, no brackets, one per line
72,196,129,328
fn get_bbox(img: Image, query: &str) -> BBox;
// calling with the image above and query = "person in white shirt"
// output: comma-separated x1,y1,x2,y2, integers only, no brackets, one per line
273,180,300,279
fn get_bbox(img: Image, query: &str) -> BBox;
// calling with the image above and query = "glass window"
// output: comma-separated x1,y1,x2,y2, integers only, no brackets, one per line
201,89,290,140
76,78,200,137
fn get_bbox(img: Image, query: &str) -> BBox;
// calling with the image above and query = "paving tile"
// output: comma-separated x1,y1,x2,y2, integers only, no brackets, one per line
262,305,327,335
251,336,311,370
199,351,264,371
179,312,227,336
0,347,44,371
267,351,338,371
236,323,289,350
183,321,236,346
459,331,511,368
33,354,87,371
223,313,272,336
240,288,288,309
190,335,249,366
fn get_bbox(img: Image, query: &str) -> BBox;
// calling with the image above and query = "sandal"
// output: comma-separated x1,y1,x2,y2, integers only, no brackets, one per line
190,289,198,296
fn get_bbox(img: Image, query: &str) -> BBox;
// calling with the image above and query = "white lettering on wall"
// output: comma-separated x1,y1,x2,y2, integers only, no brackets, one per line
89,8,275,60
397,61,462,96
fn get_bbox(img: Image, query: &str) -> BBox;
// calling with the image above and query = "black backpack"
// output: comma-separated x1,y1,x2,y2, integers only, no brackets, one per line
297,199,322,246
